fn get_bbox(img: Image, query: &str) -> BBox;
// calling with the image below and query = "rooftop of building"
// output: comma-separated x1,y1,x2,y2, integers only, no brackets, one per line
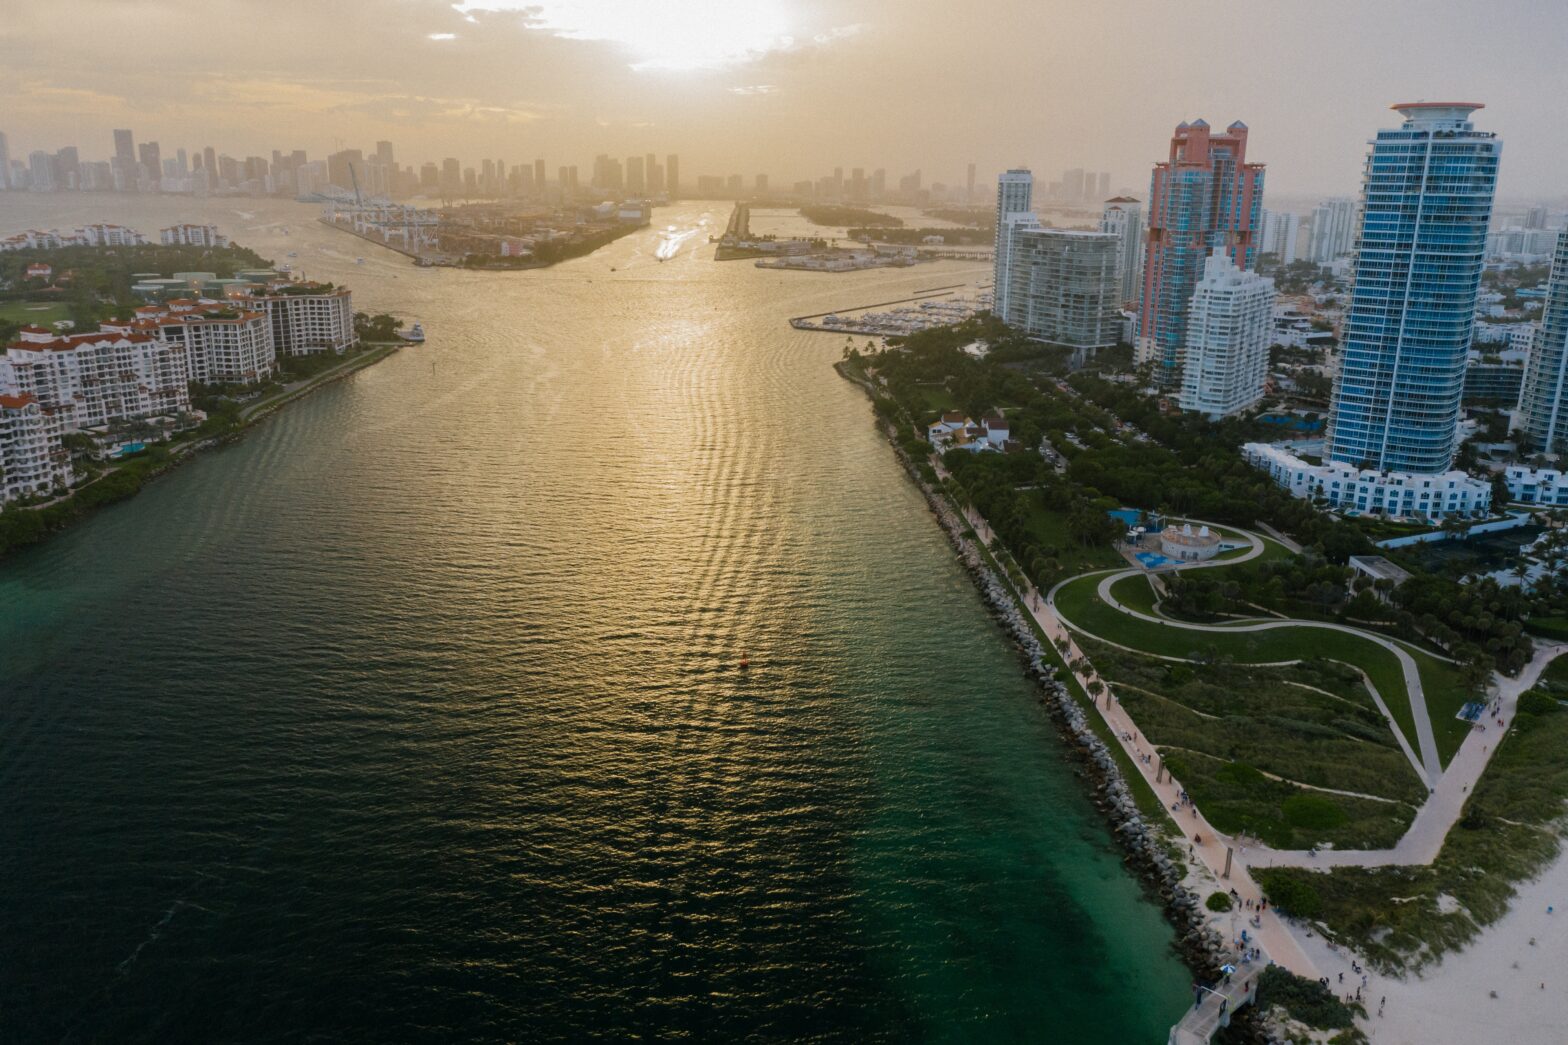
1347,555,1415,584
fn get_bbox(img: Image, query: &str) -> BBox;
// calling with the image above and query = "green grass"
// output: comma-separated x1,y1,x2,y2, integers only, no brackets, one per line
1540,654,1568,694
1021,493,1125,574
1109,573,1160,616
1053,570,1434,761
1526,615,1568,641
912,383,957,417
1082,637,1422,850
0,300,71,326
1256,690,1568,972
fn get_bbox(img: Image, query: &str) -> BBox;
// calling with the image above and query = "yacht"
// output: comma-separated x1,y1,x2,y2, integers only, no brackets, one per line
404,323,426,343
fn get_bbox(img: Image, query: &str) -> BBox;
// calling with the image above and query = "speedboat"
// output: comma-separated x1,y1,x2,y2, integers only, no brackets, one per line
404,323,426,343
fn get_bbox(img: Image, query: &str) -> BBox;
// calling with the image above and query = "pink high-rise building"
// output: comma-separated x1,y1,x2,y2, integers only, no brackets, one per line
1135,119,1265,388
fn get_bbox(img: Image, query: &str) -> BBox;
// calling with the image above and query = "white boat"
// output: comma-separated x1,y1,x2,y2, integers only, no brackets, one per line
356,257,365,264
287,250,298,257
404,323,426,343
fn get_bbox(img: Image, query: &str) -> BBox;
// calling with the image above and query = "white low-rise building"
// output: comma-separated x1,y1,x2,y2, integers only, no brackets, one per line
1502,465,1568,506
927,412,1009,453
1160,523,1221,561
1243,442,1492,518
0,392,72,505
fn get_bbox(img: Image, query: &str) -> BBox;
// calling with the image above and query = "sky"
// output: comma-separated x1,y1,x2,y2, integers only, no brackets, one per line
2,0,1565,200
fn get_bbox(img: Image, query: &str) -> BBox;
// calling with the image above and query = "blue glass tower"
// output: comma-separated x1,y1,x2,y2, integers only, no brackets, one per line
1326,103,1501,474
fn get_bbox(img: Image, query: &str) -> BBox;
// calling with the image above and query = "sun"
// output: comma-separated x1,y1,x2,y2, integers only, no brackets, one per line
453,0,797,72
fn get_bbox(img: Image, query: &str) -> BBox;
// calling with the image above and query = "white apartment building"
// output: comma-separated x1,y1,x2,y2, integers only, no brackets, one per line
1003,227,1122,349
1243,442,1491,519
1308,198,1356,263
1099,197,1144,305
993,170,1034,320
0,224,146,251
160,223,229,248
0,392,72,505
0,328,190,431
1502,465,1568,506
107,301,276,385
248,284,356,356
1179,251,1274,418
1259,210,1300,264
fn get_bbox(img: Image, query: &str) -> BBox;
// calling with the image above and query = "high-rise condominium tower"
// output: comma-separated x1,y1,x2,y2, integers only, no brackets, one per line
1136,119,1264,387
1099,197,1143,304
1516,229,1568,454
1179,250,1274,419
1326,103,1500,474
1003,228,1122,349
1309,197,1357,263
992,169,1034,319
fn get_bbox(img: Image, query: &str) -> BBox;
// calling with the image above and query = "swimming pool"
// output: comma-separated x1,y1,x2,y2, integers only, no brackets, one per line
1134,551,1177,570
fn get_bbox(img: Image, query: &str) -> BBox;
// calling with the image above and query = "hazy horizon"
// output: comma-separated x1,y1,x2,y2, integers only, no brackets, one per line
3,0,1567,200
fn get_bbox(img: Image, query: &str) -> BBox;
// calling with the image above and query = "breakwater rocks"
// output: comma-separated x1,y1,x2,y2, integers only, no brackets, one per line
876,428,1232,983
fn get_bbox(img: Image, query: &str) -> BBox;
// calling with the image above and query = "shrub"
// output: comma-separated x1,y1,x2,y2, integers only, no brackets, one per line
1258,870,1323,919
1283,793,1348,831
1206,891,1233,912
1255,965,1357,1030
1518,690,1561,717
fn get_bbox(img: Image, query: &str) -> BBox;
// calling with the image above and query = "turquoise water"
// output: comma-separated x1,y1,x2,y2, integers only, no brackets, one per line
0,195,1191,1041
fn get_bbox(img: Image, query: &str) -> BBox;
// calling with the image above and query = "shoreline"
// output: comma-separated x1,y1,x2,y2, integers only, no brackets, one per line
836,361,1233,989
0,344,399,562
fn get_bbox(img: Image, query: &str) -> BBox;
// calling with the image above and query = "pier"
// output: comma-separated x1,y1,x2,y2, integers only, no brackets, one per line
1169,960,1262,1044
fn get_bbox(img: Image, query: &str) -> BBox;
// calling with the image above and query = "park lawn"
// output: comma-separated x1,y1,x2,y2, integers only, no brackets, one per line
1414,652,1474,762
1256,695,1568,972
0,300,71,326
1021,492,1126,574
1054,570,1423,757
1081,639,1420,850
912,383,957,417
1110,572,1161,616
1086,638,1423,792
1539,652,1568,694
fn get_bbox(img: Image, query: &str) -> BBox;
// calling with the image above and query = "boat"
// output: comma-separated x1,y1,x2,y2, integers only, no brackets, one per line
287,250,298,257
356,257,365,264
404,323,426,343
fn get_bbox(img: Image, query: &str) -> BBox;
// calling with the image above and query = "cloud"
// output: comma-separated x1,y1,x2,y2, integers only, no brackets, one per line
450,0,856,72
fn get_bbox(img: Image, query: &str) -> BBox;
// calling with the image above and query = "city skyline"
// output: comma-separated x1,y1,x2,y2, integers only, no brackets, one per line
4,0,1568,198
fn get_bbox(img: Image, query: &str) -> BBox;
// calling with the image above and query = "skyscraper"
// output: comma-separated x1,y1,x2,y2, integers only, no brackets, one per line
376,140,394,167
1178,250,1274,418
992,169,1034,320
1308,197,1357,263
1325,103,1500,475
534,158,547,196
1136,119,1265,387
1099,197,1143,304
666,154,679,199
1516,229,1568,454
1003,228,1122,349
113,129,134,166
627,155,645,193
1259,210,1299,264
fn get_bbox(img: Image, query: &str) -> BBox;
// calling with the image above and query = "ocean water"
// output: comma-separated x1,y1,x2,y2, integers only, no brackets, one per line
0,195,1189,1042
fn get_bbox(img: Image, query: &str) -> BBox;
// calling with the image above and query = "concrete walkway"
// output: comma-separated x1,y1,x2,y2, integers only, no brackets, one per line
1249,641,1567,868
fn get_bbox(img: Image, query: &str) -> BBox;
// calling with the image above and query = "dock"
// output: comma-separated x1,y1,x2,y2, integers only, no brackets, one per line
1168,954,1264,1045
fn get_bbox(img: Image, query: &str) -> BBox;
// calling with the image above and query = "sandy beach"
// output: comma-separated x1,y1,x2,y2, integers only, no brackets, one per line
1277,842,1568,1044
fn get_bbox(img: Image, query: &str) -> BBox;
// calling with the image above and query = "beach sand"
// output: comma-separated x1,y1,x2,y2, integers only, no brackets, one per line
1281,844,1568,1044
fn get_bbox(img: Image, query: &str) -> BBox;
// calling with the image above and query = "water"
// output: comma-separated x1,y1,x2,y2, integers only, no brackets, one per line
0,195,1190,1041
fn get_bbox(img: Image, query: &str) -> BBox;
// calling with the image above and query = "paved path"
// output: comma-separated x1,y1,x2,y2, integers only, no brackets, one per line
1249,641,1567,868
1058,540,1444,786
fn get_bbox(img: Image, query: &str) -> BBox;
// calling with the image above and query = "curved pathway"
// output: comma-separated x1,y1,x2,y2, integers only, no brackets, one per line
1049,526,1444,786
